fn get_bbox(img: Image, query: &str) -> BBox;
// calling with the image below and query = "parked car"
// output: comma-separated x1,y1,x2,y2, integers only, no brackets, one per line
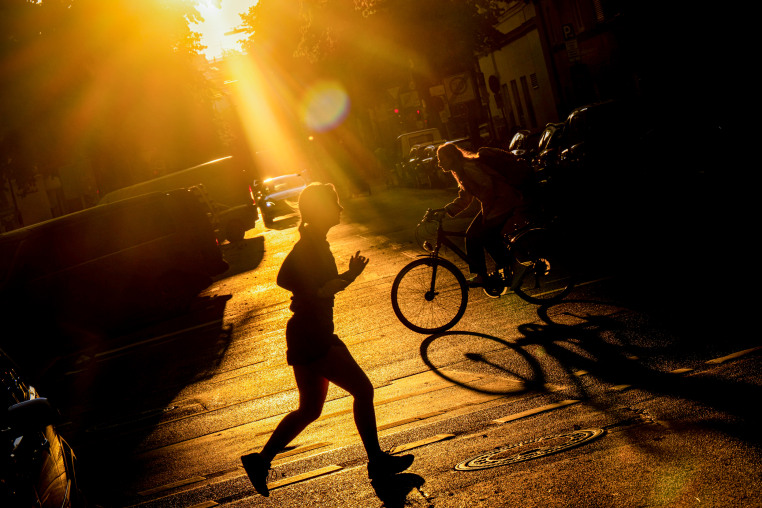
394,128,443,163
507,129,540,162
1,349,87,507
0,188,229,339
530,122,565,185
252,174,309,226
558,100,645,178
417,137,474,188
99,156,258,243
396,144,427,188
532,100,648,220
417,144,444,188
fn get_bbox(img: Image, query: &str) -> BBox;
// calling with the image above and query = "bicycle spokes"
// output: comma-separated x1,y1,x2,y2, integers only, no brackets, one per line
391,258,468,334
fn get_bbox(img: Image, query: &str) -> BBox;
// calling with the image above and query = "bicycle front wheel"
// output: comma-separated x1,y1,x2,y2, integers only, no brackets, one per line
510,227,575,305
391,257,468,334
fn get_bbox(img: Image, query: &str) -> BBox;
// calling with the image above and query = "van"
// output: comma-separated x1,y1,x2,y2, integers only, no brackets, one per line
395,128,444,162
99,156,258,242
0,188,229,339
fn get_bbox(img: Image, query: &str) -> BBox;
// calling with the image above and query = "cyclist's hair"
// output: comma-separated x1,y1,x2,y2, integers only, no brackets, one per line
298,182,339,228
437,142,477,164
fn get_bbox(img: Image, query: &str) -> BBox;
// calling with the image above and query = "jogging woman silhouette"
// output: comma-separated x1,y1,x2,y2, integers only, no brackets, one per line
241,183,413,496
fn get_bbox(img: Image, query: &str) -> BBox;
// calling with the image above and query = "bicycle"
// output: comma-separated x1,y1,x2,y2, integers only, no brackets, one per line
390,208,575,334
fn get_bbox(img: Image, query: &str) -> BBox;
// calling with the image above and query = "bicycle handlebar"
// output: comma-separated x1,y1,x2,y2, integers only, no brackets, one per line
421,208,446,224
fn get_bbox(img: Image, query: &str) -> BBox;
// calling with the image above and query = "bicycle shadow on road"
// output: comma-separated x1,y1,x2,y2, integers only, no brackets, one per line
417,298,760,445
419,331,547,396
513,300,762,445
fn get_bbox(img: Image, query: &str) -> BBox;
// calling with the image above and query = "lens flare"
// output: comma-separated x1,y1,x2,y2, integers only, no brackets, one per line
301,81,350,132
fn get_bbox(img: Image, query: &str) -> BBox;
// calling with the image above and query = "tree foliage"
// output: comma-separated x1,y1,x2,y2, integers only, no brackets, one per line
239,0,504,81
0,0,222,201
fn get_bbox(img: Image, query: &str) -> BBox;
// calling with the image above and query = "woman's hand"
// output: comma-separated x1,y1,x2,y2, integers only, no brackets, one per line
318,252,369,297
347,251,369,279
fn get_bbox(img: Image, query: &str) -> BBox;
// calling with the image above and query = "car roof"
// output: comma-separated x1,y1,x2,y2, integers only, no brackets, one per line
262,173,303,183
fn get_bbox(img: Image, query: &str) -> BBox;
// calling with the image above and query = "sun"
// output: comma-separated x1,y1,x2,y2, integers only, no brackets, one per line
192,0,258,60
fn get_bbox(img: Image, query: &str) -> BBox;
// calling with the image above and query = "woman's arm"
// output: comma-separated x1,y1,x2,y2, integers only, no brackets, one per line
277,248,308,294
444,186,473,217
278,243,367,298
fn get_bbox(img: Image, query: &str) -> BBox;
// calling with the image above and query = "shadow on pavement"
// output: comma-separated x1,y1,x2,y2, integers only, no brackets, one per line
417,293,760,449
264,214,299,231
524,303,762,445
419,331,547,395
370,472,425,508
216,235,265,280
32,293,236,506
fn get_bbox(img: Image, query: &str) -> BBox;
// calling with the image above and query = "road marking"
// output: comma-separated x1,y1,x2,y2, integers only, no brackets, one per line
378,410,447,431
389,433,455,454
575,277,612,288
136,446,332,499
705,346,762,365
272,442,331,461
268,464,343,492
317,373,483,422
493,399,580,424
138,476,206,497
670,367,694,374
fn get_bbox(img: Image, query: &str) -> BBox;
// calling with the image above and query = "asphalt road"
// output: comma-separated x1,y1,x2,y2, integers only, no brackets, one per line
40,184,761,507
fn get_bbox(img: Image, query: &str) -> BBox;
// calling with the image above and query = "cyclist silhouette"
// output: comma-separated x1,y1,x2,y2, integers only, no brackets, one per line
241,183,413,496
434,142,528,285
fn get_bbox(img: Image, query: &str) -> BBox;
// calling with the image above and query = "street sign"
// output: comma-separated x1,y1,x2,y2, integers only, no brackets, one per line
562,24,580,63
444,73,475,105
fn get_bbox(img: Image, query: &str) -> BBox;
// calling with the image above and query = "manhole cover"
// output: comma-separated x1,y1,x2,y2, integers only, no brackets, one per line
455,428,605,471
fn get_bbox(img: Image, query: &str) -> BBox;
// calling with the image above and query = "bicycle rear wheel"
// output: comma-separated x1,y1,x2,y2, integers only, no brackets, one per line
391,257,468,334
510,227,575,305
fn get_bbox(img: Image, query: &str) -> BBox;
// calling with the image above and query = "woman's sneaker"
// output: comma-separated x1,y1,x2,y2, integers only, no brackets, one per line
367,452,414,478
241,452,271,497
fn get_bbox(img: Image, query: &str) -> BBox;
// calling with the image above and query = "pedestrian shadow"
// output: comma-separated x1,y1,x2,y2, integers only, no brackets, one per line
370,473,425,508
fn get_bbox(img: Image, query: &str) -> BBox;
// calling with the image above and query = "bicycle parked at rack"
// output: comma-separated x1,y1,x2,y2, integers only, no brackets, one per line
390,208,575,334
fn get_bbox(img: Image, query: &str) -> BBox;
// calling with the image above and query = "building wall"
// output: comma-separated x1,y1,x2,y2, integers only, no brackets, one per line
477,0,645,145
480,28,559,137
478,1,560,144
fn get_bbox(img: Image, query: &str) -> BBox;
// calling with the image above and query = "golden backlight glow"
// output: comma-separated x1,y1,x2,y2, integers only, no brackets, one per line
221,49,313,180
193,0,255,60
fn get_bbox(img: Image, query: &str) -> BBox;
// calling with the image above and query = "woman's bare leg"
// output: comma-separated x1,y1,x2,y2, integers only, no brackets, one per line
312,345,382,458
260,364,329,462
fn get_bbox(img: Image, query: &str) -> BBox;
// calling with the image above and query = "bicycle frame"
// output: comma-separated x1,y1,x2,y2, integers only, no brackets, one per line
421,213,518,269
425,219,467,262
419,212,521,293
392,210,575,334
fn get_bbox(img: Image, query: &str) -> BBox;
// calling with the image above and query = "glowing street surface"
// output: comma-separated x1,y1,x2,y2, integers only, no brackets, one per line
54,186,761,507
